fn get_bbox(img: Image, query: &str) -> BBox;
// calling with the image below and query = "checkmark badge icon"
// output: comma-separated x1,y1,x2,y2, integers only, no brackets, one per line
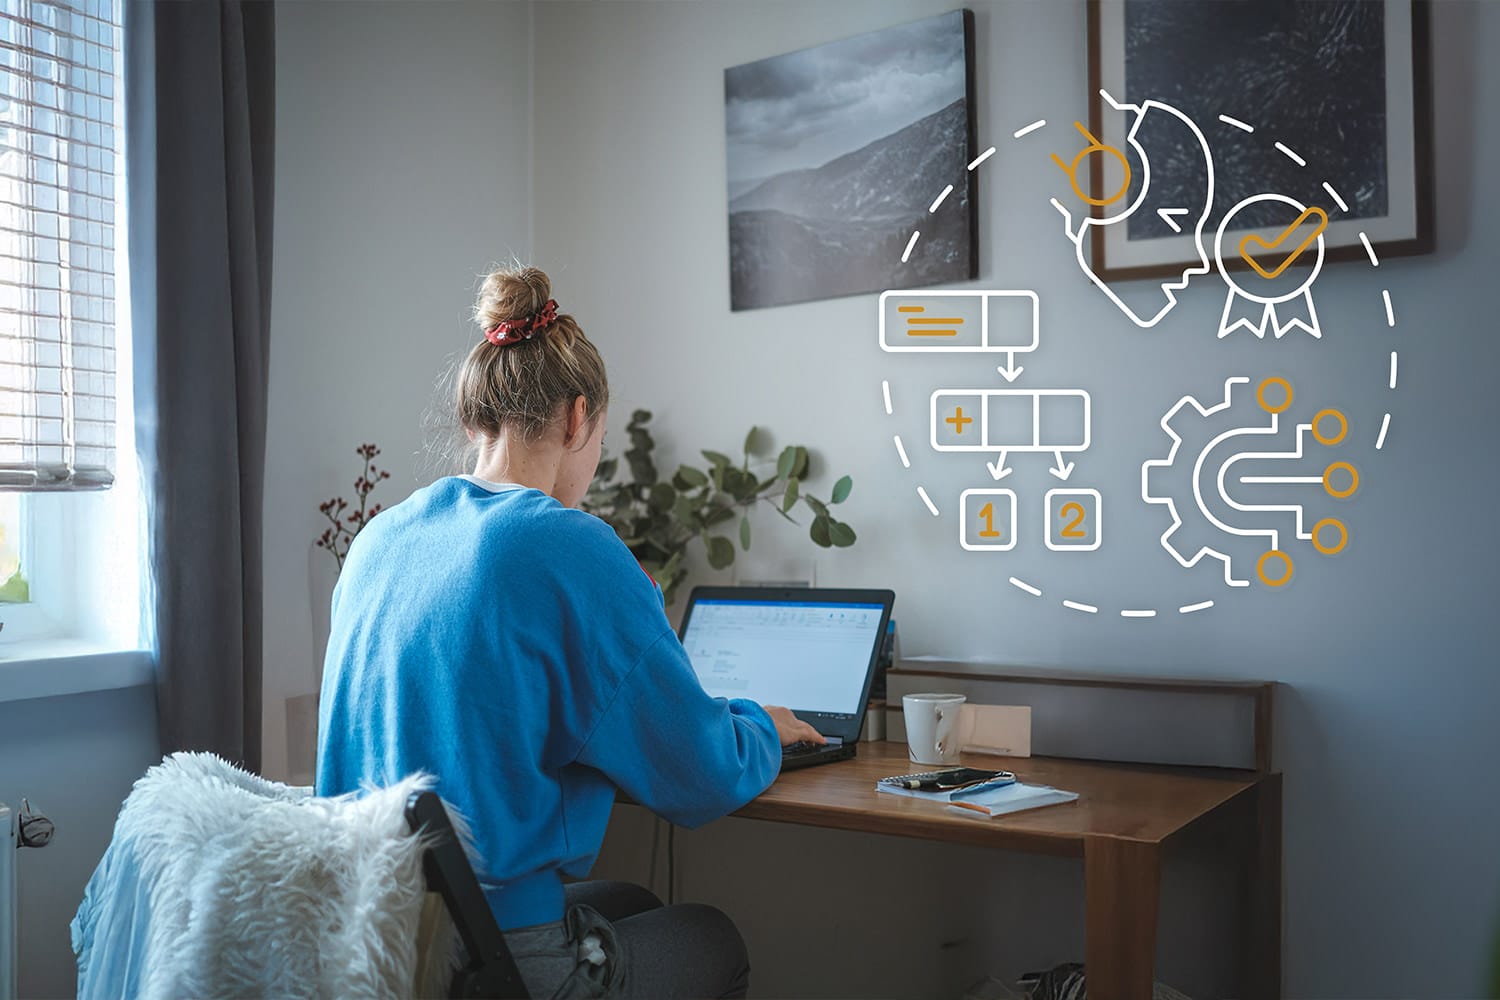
1239,206,1329,280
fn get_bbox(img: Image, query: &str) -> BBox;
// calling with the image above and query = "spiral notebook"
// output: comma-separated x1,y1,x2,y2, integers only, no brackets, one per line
876,779,1077,819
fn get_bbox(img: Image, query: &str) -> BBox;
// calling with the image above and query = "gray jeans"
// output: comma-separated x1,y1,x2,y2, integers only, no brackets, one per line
505,881,751,1000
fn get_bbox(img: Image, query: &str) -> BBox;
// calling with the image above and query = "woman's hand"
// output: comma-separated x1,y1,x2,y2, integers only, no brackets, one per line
762,705,826,746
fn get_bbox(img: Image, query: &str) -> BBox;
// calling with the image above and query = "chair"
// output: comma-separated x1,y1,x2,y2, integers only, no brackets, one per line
405,790,529,999
73,753,535,1000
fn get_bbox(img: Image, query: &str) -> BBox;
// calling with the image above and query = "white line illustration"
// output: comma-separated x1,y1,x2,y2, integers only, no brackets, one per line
882,380,892,415
1009,577,1041,597
1045,488,1101,552
1214,420,1308,547
929,185,954,213
1179,601,1215,614
986,450,1012,482
967,146,996,170
1239,475,1321,484
1321,181,1349,213
1218,114,1253,132
1063,600,1098,614
1390,351,1398,389
1157,207,1190,233
1359,232,1378,266
1013,119,1046,139
1376,413,1390,450
959,488,1017,552
1274,141,1306,166
917,486,939,517
893,435,910,469
901,231,920,263
929,389,1091,454
1383,289,1395,327
996,352,1025,383
1214,193,1325,339
1142,378,1252,586
1121,610,1157,618
1220,421,1332,548
1052,93,1215,328
879,289,1040,360
1048,449,1075,481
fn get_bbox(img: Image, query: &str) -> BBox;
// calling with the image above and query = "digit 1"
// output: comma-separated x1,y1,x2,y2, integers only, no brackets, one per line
978,501,1001,538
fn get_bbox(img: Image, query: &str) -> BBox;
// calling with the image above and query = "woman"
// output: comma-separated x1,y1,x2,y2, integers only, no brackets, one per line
316,265,822,999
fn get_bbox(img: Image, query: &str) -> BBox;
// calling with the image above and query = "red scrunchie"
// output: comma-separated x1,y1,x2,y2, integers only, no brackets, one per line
484,299,559,346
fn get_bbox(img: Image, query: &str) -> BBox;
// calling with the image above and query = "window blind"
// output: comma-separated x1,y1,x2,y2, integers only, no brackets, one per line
0,0,120,491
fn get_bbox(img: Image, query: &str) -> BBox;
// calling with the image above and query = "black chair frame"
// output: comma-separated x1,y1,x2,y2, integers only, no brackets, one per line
405,791,531,999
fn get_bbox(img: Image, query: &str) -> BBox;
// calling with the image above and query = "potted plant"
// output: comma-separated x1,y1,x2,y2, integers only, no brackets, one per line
583,410,856,604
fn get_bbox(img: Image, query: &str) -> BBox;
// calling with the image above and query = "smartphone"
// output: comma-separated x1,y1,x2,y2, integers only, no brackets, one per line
880,766,1011,790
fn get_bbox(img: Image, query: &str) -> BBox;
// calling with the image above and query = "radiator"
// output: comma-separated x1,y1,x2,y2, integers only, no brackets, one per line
0,803,13,1000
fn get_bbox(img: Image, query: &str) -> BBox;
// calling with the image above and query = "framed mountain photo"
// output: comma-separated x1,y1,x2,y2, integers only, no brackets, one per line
1085,0,1434,281
724,10,978,311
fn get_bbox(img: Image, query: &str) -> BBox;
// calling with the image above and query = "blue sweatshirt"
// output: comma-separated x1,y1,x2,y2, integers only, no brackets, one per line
316,476,781,930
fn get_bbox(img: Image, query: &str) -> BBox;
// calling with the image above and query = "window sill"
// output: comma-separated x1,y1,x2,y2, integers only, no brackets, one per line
0,641,153,704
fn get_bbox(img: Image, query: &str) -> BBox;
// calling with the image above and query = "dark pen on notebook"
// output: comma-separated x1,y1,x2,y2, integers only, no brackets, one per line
947,774,1018,799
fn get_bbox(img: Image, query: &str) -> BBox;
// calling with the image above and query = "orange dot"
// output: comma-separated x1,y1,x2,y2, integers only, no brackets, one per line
1257,550,1294,587
1256,377,1293,414
1312,518,1347,555
1312,409,1347,446
1323,462,1359,499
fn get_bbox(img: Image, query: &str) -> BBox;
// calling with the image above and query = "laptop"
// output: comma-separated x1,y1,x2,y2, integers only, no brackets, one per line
677,586,896,770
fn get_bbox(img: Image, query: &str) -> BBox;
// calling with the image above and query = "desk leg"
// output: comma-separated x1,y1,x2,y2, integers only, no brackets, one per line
1084,836,1160,1000
1244,773,1283,999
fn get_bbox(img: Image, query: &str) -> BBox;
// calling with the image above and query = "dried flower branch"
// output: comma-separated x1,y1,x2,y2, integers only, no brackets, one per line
315,443,391,570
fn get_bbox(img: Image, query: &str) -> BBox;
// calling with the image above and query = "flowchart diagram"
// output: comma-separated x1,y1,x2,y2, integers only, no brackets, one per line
875,94,1396,619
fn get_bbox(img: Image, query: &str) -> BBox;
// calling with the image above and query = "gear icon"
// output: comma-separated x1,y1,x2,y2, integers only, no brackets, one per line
1143,378,1252,586
1143,376,1360,588
1142,376,1351,588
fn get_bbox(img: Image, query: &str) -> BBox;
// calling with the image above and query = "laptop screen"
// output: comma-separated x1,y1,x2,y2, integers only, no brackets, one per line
680,598,887,716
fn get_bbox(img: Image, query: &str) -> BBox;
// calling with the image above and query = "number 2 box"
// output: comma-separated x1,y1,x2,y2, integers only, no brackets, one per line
959,488,1017,552
1045,488,1100,552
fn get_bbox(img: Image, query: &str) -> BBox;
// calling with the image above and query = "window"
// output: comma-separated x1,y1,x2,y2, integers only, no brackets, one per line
1,0,138,650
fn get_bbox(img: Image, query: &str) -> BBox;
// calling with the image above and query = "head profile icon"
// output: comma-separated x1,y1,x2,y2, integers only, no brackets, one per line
1050,92,1216,328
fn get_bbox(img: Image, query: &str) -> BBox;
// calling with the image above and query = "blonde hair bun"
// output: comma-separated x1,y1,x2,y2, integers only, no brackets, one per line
476,265,553,330
458,263,609,443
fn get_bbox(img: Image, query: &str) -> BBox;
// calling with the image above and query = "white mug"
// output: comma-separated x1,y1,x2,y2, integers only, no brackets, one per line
903,692,966,765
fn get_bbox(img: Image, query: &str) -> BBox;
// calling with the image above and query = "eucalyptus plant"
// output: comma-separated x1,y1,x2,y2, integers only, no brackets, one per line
583,410,855,604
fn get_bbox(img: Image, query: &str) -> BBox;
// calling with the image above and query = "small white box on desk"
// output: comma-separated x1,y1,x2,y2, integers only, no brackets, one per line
957,703,1031,757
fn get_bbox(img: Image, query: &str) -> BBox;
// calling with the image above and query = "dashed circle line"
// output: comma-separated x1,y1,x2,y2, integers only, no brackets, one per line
885,111,1396,618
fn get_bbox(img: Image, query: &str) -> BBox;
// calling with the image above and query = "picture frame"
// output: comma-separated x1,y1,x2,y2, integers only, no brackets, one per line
724,9,978,311
1084,0,1434,283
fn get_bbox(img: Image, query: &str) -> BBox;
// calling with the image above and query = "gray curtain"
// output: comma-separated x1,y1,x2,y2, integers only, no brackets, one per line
125,0,275,772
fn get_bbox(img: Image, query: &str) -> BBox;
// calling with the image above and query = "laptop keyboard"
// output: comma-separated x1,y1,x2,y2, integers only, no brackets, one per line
782,741,822,757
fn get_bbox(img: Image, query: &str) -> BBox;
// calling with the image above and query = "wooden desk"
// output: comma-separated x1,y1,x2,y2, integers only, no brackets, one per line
733,741,1282,1000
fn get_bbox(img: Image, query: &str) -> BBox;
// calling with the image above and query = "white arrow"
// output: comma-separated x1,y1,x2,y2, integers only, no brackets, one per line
996,352,1024,382
1048,449,1075,481
986,451,1013,481
1157,207,1190,234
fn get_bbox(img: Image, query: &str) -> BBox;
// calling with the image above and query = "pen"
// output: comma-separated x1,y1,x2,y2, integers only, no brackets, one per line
948,775,1017,799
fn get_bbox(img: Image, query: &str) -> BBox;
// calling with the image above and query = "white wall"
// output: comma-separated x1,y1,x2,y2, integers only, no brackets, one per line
529,1,1500,996
265,0,534,782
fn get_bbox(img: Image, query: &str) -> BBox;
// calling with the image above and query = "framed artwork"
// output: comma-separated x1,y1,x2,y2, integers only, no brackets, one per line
1085,0,1434,282
724,9,978,311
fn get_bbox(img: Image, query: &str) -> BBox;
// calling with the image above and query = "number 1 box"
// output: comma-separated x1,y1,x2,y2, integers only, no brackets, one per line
959,488,1017,552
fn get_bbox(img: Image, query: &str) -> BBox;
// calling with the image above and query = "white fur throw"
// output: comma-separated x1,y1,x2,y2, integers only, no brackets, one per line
104,752,458,999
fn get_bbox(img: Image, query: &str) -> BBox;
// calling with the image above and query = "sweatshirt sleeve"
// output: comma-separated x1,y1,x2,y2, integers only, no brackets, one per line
575,630,781,828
